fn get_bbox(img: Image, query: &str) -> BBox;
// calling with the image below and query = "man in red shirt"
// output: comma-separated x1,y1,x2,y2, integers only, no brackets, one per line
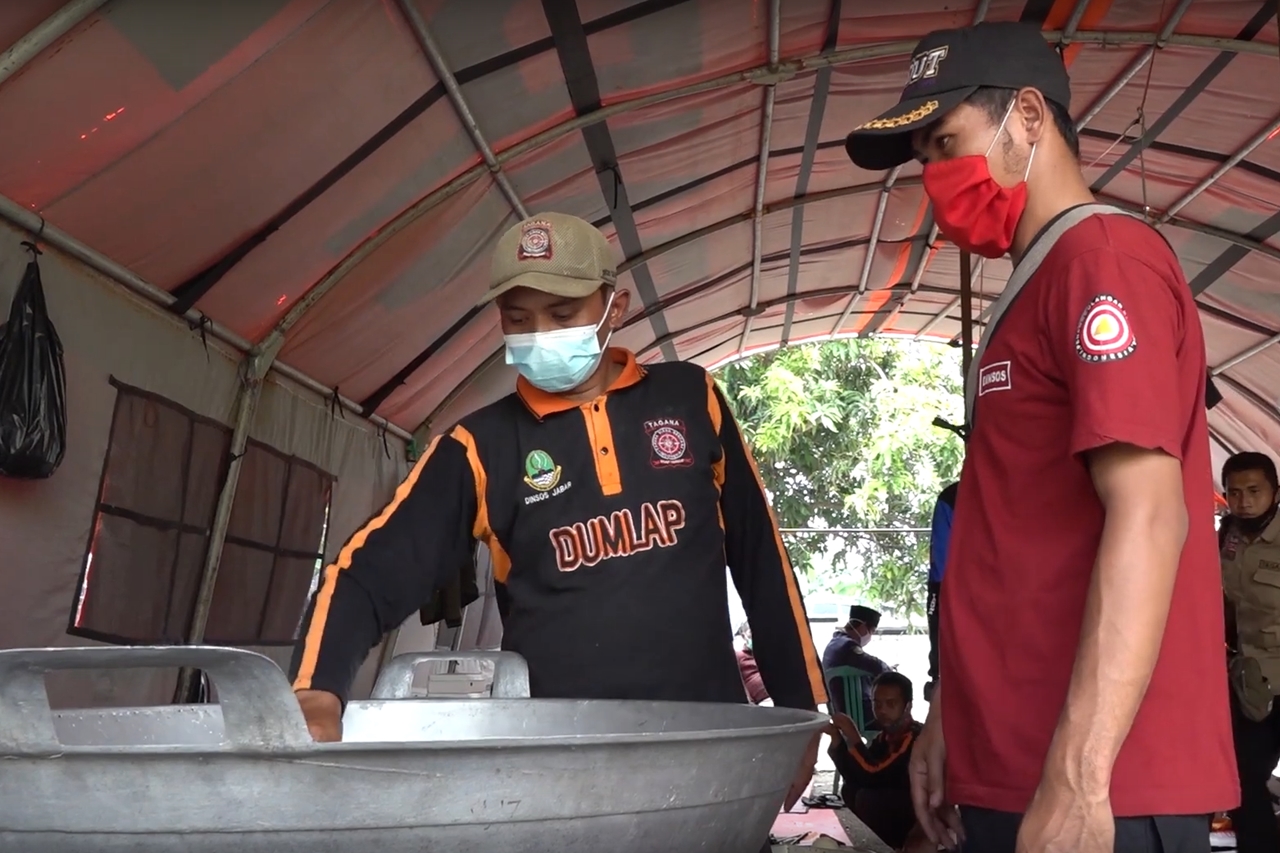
844,21,1238,853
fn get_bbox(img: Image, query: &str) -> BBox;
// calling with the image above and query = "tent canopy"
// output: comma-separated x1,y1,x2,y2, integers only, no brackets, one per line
0,0,1277,710
1,0,1278,460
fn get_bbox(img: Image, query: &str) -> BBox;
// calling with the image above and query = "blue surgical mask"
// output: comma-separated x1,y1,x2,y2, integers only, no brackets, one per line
505,295,615,393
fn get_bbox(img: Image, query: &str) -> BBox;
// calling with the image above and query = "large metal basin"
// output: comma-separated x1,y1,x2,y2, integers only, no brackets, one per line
0,646,825,853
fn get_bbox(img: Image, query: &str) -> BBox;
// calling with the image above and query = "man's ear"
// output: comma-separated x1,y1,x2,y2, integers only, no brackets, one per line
610,288,631,327
1014,86,1049,146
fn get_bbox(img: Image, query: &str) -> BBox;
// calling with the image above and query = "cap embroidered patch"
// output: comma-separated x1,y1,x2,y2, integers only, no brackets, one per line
854,100,939,131
517,219,553,260
1076,294,1136,363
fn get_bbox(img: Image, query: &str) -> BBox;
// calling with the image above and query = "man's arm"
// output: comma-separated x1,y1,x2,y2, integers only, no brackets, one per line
1040,443,1186,795
1038,240,1192,796
707,373,827,711
289,427,481,704
929,494,953,582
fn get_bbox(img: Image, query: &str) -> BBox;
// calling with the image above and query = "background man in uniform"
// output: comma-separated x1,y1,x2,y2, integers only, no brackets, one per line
822,604,891,727
288,212,825,813
845,20,1237,853
1220,451,1280,853
925,482,957,702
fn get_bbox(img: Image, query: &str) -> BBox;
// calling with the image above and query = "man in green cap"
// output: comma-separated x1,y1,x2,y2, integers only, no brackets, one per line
288,211,827,812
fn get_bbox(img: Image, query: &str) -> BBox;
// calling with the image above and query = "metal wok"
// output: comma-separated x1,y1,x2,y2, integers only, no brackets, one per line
0,645,826,853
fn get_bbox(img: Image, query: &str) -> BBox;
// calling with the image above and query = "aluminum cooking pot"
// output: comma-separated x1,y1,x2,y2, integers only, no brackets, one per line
0,645,825,853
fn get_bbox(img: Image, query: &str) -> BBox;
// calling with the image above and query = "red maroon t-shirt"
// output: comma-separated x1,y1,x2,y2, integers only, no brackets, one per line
940,212,1239,816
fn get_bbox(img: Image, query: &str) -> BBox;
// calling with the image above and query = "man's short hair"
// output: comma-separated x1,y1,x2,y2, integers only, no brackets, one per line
872,671,913,704
965,86,1080,159
1223,451,1279,490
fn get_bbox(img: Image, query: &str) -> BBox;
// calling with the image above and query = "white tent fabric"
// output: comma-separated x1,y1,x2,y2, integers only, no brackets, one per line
0,0,1276,704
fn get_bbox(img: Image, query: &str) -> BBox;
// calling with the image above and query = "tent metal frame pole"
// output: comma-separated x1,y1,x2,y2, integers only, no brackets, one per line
1159,111,1280,223
915,256,985,341
915,295,960,340
392,0,529,221
419,179,1274,425
828,166,903,338
1059,0,1095,44
1075,0,1195,130
270,27,1267,337
172,340,284,701
906,224,941,294
0,0,108,87
0,195,413,442
735,0,781,358
1211,331,1280,377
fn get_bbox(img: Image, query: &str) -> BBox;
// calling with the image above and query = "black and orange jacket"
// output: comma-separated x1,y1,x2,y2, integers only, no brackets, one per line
835,721,923,791
289,349,827,710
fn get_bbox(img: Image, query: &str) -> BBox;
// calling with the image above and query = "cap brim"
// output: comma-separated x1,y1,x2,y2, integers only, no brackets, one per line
478,271,607,306
844,88,976,171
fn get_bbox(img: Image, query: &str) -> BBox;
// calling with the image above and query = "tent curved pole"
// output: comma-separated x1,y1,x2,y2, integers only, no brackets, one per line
378,179,925,416
0,194,413,442
422,265,964,433
735,0,782,358
0,0,108,88
912,205,1280,342
183,0,531,685
269,27,1273,347
393,0,529,221
415,192,1280,430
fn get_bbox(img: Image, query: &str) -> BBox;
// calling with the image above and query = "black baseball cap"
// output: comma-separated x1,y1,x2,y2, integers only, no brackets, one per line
845,21,1072,172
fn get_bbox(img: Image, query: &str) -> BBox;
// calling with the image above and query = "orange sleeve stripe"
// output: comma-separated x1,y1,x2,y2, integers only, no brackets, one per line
712,370,825,705
452,425,512,584
293,435,442,690
705,372,726,529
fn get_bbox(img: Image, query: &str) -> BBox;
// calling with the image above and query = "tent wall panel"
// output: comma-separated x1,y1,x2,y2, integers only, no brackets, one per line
0,221,408,707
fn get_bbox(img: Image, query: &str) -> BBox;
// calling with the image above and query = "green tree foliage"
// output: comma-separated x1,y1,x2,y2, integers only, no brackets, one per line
717,339,965,624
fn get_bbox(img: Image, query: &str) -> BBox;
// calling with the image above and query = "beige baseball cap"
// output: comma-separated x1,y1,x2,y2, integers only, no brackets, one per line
480,212,618,305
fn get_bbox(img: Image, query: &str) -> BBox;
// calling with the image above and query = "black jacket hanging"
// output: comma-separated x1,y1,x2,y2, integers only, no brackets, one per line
0,244,67,479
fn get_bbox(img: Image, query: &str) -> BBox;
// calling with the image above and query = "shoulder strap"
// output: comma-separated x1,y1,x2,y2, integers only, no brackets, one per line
963,204,1140,426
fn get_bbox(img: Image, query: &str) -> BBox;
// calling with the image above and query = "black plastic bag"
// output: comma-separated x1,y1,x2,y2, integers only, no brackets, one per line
0,249,67,479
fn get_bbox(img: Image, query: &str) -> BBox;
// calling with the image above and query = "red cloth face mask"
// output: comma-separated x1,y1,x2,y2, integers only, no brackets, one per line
922,104,1036,259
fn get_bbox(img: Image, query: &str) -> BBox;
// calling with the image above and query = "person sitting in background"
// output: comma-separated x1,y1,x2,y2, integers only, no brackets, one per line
826,671,924,850
1220,451,1280,853
822,604,891,727
734,622,770,705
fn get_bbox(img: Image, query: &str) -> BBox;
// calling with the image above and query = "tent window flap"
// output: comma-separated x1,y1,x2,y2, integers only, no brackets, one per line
70,380,333,646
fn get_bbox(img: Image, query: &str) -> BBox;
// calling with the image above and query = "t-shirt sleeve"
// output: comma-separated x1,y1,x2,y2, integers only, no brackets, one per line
1045,247,1186,460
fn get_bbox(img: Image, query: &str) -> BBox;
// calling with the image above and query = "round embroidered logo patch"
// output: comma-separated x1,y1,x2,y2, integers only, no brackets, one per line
1076,294,1136,363
651,426,686,461
517,220,553,260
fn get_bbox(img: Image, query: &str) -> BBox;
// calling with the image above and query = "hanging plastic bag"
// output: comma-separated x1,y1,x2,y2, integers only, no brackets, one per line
0,242,67,479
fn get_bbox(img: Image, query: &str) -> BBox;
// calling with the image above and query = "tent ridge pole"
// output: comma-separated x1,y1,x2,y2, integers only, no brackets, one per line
173,345,277,702
735,0,781,357
0,0,109,88
0,195,412,442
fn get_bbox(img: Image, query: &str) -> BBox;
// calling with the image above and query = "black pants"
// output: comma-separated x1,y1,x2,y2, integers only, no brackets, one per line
852,787,916,849
1231,693,1280,853
927,579,941,681
960,807,1210,853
